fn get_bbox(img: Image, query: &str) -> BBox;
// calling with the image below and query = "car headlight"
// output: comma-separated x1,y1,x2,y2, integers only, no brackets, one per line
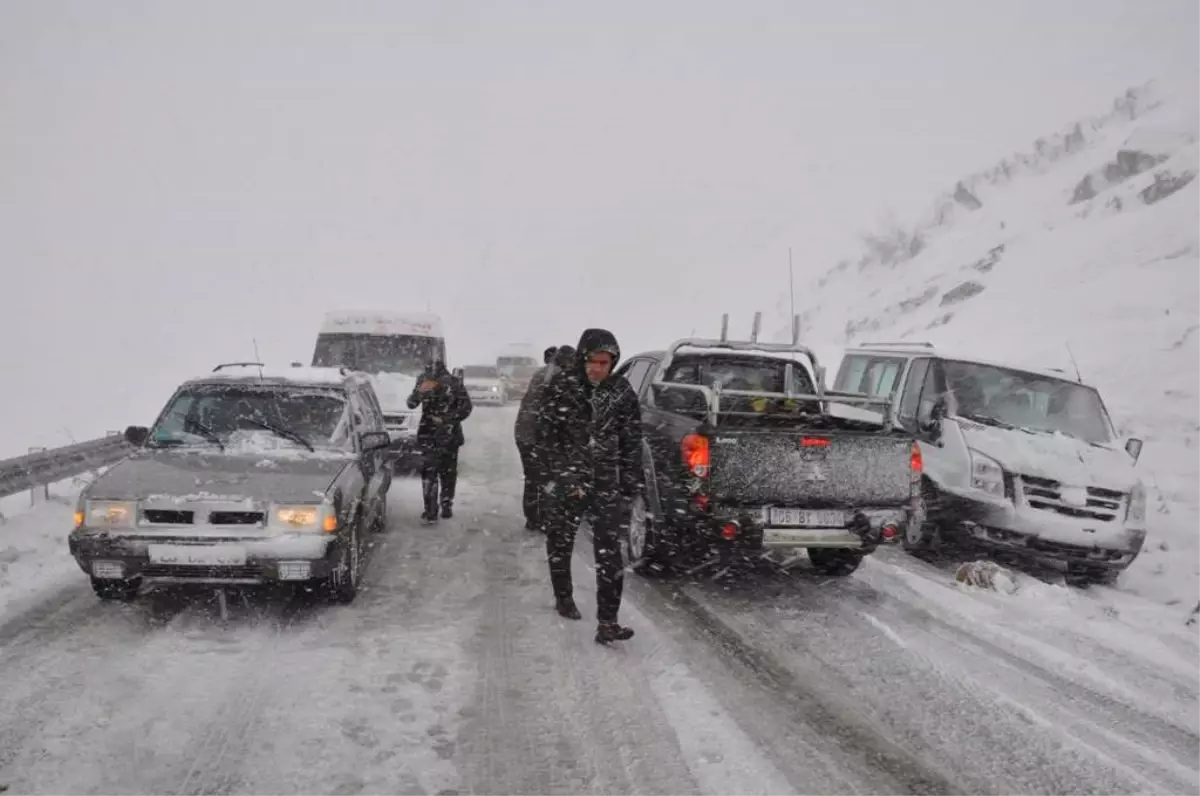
1126,483,1147,525
81,500,137,529
269,503,338,533
967,450,1006,498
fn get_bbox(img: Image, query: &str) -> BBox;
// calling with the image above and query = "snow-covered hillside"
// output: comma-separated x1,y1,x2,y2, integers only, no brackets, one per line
774,78,1199,609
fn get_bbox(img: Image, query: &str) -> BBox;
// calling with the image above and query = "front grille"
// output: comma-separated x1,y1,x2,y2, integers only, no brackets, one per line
141,565,266,580
143,510,194,525
1019,475,1125,522
208,511,264,526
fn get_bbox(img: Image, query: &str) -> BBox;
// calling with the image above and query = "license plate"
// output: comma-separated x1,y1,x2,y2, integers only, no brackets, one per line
148,544,247,567
768,508,846,527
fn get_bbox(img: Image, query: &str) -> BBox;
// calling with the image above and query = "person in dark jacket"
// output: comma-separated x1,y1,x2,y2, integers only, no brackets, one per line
513,345,560,532
536,329,642,644
407,359,473,522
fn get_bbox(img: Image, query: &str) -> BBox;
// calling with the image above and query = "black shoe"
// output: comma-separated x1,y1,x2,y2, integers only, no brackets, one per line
556,599,582,620
595,622,634,644
421,510,438,524
524,519,537,531
441,505,453,519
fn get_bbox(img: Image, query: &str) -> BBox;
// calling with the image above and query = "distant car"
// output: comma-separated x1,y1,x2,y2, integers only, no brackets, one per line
461,365,507,406
69,363,392,604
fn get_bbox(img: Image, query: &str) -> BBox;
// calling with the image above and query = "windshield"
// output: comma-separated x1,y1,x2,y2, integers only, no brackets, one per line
462,365,499,378
497,356,538,377
149,384,351,451
944,359,1115,444
313,333,442,376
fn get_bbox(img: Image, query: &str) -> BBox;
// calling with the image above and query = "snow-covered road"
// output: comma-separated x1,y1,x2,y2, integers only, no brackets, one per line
0,406,1195,795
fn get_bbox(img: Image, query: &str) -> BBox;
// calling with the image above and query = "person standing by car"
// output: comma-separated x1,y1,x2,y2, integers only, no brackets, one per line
513,345,559,532
408,359,473,522
536,330,641,644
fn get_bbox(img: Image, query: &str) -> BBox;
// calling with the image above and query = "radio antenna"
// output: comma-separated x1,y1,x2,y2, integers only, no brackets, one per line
252,338,265,382
1065,341,1083,383
788,247,796,324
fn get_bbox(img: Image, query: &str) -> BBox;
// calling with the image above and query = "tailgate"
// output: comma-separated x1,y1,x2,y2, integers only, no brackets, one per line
708,431,913,507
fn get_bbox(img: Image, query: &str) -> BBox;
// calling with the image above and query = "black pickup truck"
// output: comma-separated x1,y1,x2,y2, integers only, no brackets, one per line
612,335,922,576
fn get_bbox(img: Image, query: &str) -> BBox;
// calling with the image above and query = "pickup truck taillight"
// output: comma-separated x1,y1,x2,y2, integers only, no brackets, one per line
681,434,710,478
910,442,923,487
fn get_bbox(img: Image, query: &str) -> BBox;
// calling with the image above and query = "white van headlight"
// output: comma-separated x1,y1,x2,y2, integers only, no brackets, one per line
968,450,1006,498
1126,483,1147,525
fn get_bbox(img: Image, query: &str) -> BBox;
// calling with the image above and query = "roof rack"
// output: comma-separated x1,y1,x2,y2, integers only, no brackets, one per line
212,361,265,372
857,341,935,349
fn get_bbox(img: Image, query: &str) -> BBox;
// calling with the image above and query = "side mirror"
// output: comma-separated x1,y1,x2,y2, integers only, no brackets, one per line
358,430,390,453
124,426,150,447
1124,437,1143,464
918,398,945,439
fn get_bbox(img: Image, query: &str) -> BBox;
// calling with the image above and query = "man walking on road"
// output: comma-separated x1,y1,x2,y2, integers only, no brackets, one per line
408,359,473,522
513,345,559,532
537,329,642,644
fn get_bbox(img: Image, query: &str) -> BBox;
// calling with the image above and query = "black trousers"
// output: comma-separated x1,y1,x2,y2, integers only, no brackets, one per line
421,445,459,513
544,485,627,623
516,442,543,527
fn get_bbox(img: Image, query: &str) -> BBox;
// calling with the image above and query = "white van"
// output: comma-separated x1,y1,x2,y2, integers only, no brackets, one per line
834,342,1147,586
311,310,447,470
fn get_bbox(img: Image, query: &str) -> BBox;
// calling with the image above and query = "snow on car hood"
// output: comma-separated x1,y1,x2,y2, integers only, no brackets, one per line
959,421,1139,491
88,447,351,503
368,372,419,414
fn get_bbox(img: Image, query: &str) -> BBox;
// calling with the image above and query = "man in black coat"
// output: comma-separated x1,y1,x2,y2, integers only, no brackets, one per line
513,345,559,532
407,359,473,522
536,329,642,644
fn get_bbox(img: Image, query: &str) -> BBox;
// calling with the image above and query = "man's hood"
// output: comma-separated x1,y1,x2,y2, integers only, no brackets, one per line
86,447,351,504
959,421,1139,492
576,328,621,371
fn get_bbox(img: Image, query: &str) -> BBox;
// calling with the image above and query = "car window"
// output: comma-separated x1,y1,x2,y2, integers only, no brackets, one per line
897,358,931,429
152,383,351,450
836,354,908,397
623,359,654,395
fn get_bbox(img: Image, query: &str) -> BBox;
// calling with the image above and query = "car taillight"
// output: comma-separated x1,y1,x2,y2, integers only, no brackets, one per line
801,437,831,447
910,442,923,486
681,434,710,478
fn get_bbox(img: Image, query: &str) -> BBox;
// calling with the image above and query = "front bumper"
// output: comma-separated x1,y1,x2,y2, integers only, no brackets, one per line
70,530,340,585
935,488,1146,569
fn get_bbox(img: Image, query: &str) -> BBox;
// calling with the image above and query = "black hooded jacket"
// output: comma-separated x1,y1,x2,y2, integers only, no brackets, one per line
407,361,473,448
513,347,559,447
535,329,643,501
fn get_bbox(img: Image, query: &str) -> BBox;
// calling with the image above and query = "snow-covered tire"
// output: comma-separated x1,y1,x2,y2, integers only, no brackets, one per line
326,521,361,604
903,486,940,557
91,577,140,601
370,496,388,534
808,549,863,577
625,493,661,574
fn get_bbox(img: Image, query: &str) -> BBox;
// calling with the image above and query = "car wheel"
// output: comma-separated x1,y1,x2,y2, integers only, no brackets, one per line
625,493,660,573
371,495,388,533
808,549,863,577
327,522,361,604
903,486,941,557
91,576,141,601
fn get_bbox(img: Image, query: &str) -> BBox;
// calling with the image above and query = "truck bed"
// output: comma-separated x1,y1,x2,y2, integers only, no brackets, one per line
706,426,914,508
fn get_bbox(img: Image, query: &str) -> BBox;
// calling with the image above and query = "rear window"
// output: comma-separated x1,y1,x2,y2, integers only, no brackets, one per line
664,355,816,395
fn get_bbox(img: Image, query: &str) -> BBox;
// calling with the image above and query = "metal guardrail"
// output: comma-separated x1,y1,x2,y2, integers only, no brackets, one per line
0,433,132,503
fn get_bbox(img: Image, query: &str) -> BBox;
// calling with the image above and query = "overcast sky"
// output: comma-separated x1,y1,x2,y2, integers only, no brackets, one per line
0,0,1195,451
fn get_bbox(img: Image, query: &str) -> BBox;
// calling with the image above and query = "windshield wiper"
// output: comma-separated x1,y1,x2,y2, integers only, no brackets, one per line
244,418,315,452
959,412,1017,430
181,419,226,451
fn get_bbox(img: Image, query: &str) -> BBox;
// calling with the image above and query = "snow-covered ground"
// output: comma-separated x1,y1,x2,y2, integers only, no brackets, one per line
0,479,87,621
0,407,1195,795
772,78,1200,611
